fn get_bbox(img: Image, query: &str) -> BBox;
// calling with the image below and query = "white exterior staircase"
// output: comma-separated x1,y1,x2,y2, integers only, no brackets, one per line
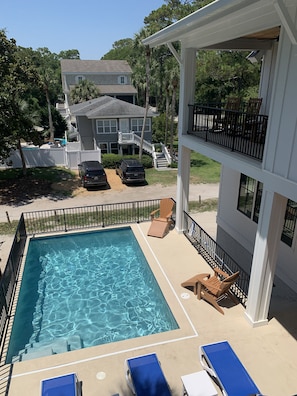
118,132,172,169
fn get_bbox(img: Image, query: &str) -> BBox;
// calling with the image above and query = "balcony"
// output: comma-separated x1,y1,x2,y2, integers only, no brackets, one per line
188,104,268,161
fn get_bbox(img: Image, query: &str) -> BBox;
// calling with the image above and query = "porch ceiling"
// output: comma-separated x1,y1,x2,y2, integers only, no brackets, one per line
204,26,281,51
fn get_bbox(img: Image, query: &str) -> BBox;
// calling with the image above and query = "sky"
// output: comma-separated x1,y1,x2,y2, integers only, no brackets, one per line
1,0,166,59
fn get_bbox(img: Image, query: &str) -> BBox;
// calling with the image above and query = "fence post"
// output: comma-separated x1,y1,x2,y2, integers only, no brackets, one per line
63,209,67,232
101,206,105,227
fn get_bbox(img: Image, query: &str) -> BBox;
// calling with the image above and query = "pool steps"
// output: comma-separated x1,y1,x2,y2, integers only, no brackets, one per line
11,334,83,362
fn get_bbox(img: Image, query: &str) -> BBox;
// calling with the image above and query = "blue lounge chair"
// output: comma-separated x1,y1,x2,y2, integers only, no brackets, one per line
199,341,261,396
41,373,80,396
125,353,171,396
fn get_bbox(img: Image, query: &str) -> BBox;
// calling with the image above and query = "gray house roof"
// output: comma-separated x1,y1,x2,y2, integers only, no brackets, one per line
61,59,132,74
70,96,155,119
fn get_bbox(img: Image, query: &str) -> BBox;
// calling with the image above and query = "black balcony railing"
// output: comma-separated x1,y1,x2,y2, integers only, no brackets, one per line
183,211,250,306
188,104,268,161
0,199,249,364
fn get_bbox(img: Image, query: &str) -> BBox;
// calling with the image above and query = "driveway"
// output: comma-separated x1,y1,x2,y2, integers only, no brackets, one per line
0,169,219,222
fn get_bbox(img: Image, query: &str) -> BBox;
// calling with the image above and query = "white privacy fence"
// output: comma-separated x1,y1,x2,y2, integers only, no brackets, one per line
2,146,101,170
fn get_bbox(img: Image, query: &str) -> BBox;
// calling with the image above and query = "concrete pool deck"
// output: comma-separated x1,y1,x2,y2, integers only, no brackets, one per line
2,219,297,396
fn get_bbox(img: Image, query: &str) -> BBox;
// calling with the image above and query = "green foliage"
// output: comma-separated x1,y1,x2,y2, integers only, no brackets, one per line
58,49,80,59
70,80,100,104
101,154,153,169
195,50,261,104
152,113,178,144
189,198,218,213
40,106,67,139
101,39,134,61
0,30,38,160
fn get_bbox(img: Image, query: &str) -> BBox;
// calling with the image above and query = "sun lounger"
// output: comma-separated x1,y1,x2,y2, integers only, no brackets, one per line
199,341,261,396
41,373,80,396
125,352,171,395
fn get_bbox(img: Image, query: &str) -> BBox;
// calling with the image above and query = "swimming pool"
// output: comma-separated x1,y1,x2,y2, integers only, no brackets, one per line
6,227,178,363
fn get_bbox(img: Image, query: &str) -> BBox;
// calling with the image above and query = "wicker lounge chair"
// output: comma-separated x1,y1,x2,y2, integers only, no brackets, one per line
147,198,174,238
181,268,239,314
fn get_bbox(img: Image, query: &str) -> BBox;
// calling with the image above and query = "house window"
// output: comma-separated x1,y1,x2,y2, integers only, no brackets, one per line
110,142,118,154
281,200,297,247
96,120,117,133
238,174,297,247
99,143,108,154
131,118,150,133
75,75,85,84
237,174,256,218
118,75,127,84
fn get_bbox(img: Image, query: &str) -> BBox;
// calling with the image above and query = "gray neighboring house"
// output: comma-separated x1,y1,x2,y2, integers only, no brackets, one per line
70,96,154,156
61,59,137,107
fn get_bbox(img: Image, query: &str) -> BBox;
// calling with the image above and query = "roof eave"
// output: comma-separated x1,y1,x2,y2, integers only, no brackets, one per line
142,0,260,48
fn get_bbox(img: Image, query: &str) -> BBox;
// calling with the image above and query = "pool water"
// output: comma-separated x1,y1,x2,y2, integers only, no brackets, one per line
6,227,178,363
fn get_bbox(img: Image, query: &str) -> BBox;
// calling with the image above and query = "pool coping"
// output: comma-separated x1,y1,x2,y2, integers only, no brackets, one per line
1,223,199,370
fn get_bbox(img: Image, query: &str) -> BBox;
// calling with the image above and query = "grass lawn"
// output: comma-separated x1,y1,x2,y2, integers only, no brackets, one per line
146,152,220,186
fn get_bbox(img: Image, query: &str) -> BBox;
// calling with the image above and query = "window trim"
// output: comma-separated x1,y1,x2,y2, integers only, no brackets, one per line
96,119,117,134
131,118,151,133
238,173,297,247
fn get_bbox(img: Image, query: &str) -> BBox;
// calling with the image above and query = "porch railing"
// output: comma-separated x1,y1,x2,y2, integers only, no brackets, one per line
118,131,153,155
0,199,249,362
183,211,249,306
188,104,268,161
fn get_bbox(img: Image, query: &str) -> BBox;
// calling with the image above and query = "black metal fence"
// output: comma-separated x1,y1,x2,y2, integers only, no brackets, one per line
0,215,26,346
188,104,267,161
183,211,249,306
23,199,161,235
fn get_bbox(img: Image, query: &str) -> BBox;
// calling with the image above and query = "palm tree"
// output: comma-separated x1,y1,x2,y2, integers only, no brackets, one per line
139,45,151,162
70,80,100,104
15,100,40,175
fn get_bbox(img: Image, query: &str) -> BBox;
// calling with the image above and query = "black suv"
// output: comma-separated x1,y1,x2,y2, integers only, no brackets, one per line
78,161,107,188
115,159,145,184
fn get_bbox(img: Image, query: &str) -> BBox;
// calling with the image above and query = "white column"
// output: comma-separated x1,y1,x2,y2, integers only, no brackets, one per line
245,189,287,326
176,146,191,232
175,47,197,232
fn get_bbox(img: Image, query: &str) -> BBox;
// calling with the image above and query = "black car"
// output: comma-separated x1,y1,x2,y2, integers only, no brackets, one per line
115,159,146,184
78,161,107,188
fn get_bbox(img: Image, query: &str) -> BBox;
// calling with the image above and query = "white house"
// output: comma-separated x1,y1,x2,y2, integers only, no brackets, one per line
143,0,297,326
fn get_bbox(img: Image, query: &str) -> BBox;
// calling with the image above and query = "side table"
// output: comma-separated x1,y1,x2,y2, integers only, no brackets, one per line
181,370,218,396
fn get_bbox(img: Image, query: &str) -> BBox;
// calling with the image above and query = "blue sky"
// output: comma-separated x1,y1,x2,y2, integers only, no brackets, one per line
1,0,165,59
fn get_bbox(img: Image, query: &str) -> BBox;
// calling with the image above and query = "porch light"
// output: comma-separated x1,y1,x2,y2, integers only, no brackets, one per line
246,50,264,63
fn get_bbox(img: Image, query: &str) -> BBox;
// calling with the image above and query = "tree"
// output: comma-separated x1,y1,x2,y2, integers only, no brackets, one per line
58,49,80,59
33,48,62,142
139,45,151,161
70,80,100,104
101,39,134,61
0,30,36,161
195,50,261,104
